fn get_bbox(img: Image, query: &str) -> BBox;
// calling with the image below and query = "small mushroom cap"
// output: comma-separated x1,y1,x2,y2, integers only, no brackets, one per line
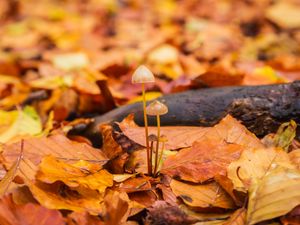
159,135,168,142
148,134,158,142
146,100,168,116
132,65,155,84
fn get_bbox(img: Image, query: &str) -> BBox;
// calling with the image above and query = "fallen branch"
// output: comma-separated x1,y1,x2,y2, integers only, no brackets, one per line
82,81,300,145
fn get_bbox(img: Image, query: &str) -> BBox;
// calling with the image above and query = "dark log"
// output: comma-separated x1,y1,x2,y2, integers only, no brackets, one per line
81,81,300,146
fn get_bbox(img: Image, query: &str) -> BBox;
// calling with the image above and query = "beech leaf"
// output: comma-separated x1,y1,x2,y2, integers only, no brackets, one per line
247,167,300,225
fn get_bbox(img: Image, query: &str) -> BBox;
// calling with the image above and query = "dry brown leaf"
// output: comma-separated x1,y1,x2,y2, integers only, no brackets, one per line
119,115,262,150
118,176,151,193
36,156,113,194
0,194,64,225
170,179,235,209
227,148,295,192
2,134,108,169
146,201,195,225
161,140,244,183
198,115,263,148
118,114,209,150
223,208,246,225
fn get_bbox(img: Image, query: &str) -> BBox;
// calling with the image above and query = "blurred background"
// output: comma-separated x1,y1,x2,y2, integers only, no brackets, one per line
1,0,300,121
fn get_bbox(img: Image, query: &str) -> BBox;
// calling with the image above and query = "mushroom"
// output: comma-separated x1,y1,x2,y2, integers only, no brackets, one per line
157,135,168,174
146,100,168,175
132,65,155,175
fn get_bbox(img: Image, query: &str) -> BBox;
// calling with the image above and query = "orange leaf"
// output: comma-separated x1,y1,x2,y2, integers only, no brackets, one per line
0,194,64,225
2,134,108,170
161,140,244,183
170,180,235,209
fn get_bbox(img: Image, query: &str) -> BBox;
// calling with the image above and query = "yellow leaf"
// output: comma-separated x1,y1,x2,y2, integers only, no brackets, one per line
36,156,113,194
227,148,294,192
170,179,235,209
0,106,42,144
247,167,300,225
52,52,89,71
127,92,162,104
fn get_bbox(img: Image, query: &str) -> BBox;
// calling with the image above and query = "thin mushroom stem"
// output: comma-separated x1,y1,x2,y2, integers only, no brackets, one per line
142,83,151,175
157,141,165,171
150,140,154,173
154,114,160,175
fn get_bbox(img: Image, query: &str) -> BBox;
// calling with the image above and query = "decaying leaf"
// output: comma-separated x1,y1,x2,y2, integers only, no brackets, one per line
227,148,295,192
161,140,244,183
146,200,195,225
247,166,300,225
170,179,235,209
263,120,297,151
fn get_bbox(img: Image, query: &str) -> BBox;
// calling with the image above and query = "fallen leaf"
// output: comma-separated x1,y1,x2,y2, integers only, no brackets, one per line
36,156,113,194
170,179,235,209
2,134,108,170
227,148,294,192
161,140,244,183
247,166,300,225
67,211,104,225
0,141,23,196
51,52,89,71
289,149,300,169
263,120,297,151
119,114,209,150
198,115,263,148
214,175,245,207
0,106,42,144
128,190,157,207
0,194,64,225
266,2,300,29
29,181,104,215
118,176,151,193
223,208,246,225
146,200,195,225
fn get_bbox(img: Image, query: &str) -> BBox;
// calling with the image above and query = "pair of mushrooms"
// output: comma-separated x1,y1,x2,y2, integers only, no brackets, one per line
132,65,168,176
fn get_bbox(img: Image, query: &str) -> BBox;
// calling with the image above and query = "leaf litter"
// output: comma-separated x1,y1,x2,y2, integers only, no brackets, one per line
1,0,300,224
